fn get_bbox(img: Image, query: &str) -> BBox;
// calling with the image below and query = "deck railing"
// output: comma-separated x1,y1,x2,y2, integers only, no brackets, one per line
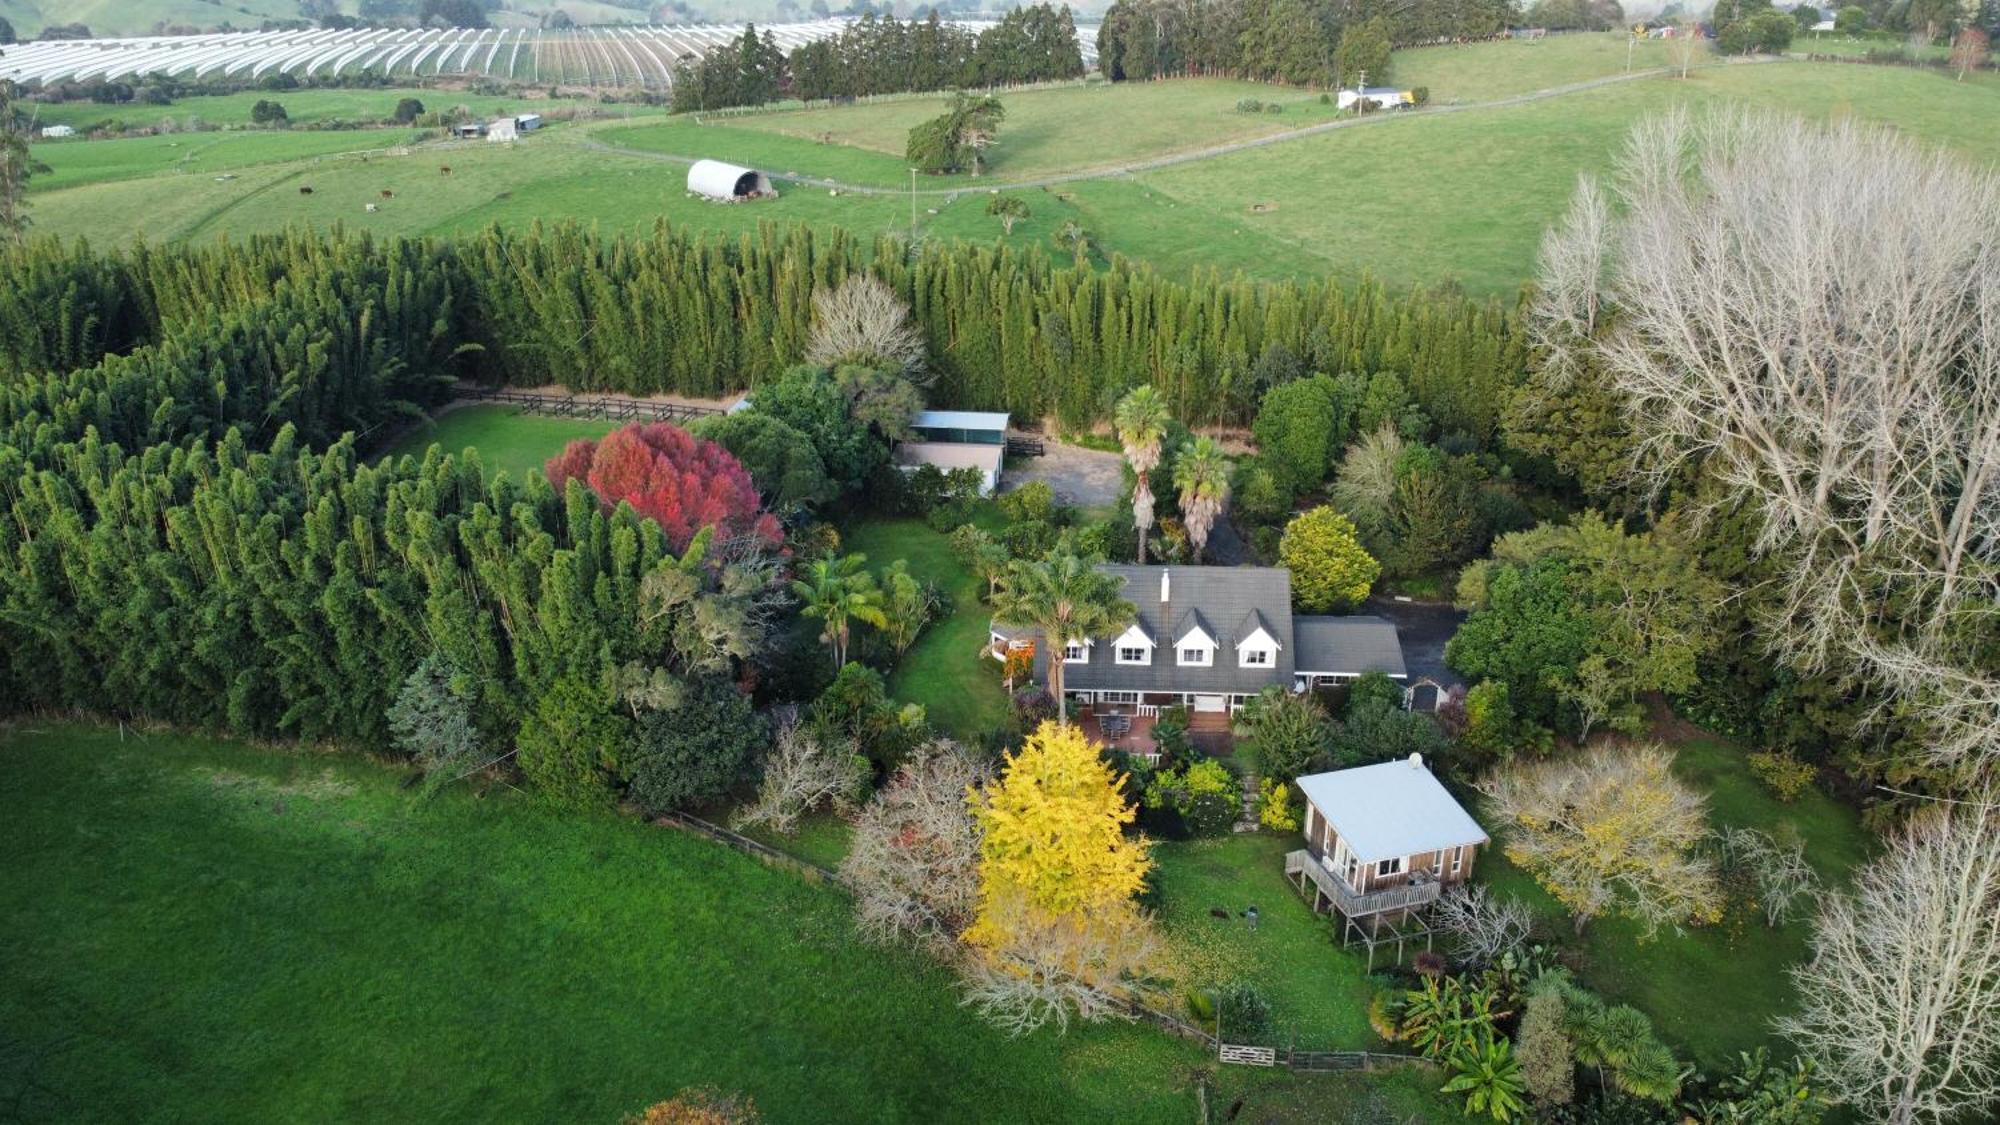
1284,849,1441,918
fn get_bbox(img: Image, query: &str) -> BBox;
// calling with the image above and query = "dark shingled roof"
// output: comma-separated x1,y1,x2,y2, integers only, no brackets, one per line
1293,615,1408,678
1021,565,1297,697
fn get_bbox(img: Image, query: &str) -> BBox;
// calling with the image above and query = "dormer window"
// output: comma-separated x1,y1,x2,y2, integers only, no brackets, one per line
1063,641,1088,664
1111,624,1154,666
1236,622,1280,670
1175,618,1216,667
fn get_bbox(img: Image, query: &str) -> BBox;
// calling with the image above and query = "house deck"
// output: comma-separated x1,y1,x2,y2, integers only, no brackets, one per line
1076,705,1232,761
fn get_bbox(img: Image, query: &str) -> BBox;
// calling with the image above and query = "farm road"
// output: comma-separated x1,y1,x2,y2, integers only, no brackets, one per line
583,57,1777,196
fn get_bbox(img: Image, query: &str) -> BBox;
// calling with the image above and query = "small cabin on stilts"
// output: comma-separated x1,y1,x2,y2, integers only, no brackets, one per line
1284,754,1488,969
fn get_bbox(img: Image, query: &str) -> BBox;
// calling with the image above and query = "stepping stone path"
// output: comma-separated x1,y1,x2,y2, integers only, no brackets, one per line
1233,772,1262,833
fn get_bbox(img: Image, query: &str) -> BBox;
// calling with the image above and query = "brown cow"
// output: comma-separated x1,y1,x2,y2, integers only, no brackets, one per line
439,165,453,177
380,189,394,200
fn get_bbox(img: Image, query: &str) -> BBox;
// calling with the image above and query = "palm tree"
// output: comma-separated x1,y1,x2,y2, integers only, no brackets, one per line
1172,435,1232,563
1442,1036,1527,1122
991,553,1135,725
791,553,888,667
1113,386,1171,565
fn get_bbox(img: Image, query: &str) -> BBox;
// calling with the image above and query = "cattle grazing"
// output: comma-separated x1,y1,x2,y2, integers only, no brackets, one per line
439,165,453,177
299,186,314,195
365,203,379,213
380,189,394,200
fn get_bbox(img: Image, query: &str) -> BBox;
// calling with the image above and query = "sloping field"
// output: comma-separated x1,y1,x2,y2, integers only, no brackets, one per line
22,48,2000,293
25,88,540,132
1130,59,2000,293
726,78,1348,183
0,721,1461,1122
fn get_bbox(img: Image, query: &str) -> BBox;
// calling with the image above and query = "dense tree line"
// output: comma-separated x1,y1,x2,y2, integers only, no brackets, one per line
1096,0,1516,86
671,8,1085,113
0,230,778,808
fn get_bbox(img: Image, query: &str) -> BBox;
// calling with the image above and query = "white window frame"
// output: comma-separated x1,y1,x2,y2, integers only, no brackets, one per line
1099,690,1140,705
1450,846,1463,876
1240,647,1272,667
1376,856,1403,878
1116,645,1150,665
1063,641,1088,664
1178,646,1212,667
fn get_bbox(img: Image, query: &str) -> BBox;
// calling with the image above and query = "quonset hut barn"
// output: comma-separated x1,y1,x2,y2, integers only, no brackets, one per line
687,160,775,201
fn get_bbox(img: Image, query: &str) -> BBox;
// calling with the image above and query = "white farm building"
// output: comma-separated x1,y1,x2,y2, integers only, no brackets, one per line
894,409,1009,494
1337,86,1411,111
687,160,775,201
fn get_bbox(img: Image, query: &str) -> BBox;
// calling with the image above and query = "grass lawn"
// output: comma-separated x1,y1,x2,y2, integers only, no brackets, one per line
376,404,617,481
1151,832,1383,1049
0,720,1465,1123
0,720,1224,1123
841,510,1012,743
1473,727,1872,1070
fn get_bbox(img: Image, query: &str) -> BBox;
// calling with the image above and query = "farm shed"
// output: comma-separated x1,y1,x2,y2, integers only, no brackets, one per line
514,113,542,131
40,124,75,138
893,409,1010,494
687,159,775,201
487,117,518,143
1337,87,1411,111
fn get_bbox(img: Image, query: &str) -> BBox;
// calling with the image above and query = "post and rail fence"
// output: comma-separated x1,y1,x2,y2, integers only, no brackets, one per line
455,383,729,424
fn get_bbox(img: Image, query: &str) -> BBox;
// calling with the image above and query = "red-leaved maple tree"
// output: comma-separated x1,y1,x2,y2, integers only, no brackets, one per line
546,422,781,553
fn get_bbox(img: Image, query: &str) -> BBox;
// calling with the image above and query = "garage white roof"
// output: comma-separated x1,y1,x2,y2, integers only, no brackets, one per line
1296,757,1487,863
912,410,1010,432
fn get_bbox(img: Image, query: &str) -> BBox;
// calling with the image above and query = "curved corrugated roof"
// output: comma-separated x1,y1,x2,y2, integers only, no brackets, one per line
687,159,770,200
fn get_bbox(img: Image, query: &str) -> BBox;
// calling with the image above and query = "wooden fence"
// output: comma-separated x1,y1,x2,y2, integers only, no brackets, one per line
456,384,728,423
651,809,839,884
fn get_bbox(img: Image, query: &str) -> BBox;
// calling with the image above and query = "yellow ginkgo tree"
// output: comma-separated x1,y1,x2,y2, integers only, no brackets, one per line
962,721,1158,1034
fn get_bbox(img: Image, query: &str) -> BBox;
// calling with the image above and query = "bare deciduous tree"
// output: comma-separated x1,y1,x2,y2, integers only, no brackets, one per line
1717,825,1819,928
804,274,929,382
957,898,1162,1036
731,723,866,835
1666,21,1707,78
1481,743,1722,936
1778,808,2000,1125
1950,28,1991,81
1534,108,2000,781
840,741,991,950
1431,883,1534,968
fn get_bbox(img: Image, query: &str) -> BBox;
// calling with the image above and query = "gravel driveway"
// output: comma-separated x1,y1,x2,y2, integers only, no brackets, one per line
999,441,1126,511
